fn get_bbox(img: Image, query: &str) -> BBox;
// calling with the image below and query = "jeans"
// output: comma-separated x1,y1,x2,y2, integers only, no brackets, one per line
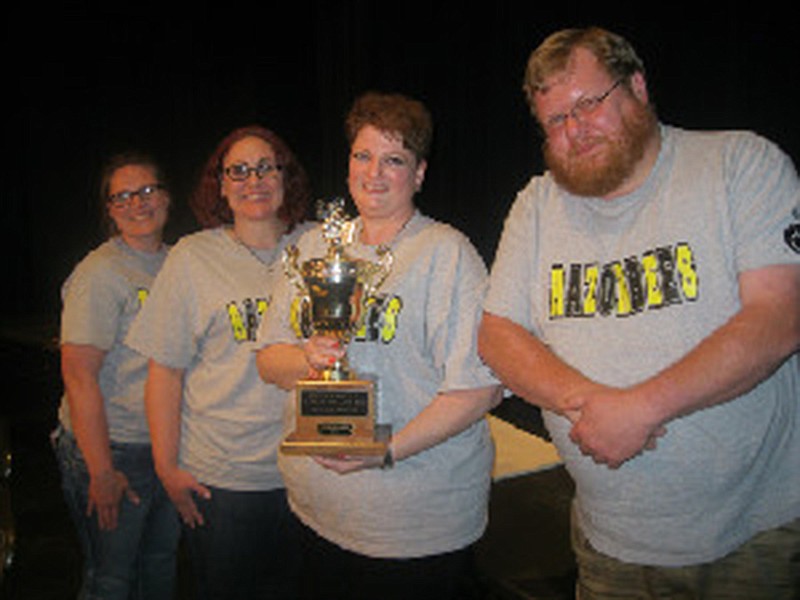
54,427,180,600
183,486,301,600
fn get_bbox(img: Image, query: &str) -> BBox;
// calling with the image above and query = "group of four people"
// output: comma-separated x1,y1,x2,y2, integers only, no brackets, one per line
55,26,799,600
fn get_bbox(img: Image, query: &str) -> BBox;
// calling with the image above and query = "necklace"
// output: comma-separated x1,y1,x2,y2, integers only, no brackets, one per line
228,227,281,269
357,210,417,248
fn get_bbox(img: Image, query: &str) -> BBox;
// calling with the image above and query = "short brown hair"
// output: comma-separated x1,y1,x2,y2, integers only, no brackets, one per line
523,27,646,110
99,152,166,237
345,92,433,162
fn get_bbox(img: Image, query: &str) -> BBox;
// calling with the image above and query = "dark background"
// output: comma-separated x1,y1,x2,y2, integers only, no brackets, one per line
8,4,800,328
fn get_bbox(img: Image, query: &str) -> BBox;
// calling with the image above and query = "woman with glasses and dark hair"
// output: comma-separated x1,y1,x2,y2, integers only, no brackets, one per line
54,152,180,600
126,125,312,599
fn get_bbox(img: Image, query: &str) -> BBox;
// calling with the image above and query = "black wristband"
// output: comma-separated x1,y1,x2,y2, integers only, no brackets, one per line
381,445,394,469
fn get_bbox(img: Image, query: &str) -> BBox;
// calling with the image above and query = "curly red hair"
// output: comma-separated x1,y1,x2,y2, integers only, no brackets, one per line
190,125,311,230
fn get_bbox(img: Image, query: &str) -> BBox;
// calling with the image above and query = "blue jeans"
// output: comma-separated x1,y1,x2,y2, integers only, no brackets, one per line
183,486,301,600
54,427,180,600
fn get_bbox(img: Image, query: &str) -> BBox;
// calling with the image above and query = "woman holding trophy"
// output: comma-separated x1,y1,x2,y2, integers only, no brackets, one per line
126,125,311,599
257,92,501,599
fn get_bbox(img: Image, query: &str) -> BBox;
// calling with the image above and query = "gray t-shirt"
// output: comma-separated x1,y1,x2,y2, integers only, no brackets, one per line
260,211,497,558
59,237,168,444
485,126,800,566
126,226,309,491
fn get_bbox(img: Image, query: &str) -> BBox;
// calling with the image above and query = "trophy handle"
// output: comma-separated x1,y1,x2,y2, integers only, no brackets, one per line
348,245,393,335
361,245,393,299
283,245,309,297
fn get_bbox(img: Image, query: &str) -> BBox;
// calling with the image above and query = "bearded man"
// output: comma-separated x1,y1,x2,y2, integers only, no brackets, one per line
479,27,800,599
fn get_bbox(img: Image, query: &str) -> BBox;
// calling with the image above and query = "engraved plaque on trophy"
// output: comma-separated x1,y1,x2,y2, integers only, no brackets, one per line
280,199,393,455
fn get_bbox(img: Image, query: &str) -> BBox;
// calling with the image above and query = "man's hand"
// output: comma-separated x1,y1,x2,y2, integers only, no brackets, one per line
567,388,666,468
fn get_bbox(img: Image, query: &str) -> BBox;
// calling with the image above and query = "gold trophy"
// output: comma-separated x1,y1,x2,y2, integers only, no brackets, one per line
280,199,393,455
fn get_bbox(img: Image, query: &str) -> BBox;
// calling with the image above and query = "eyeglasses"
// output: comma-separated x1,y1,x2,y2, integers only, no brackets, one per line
221,161,283,182
108,184,165,207
542,79,624,132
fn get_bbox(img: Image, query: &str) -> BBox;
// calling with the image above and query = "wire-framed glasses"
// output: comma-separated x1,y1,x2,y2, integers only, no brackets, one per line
543,79,624,131
222,161,283,182
108,184,165,207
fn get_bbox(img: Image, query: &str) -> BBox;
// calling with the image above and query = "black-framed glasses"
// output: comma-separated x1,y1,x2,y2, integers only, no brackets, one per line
108,184,165,207
221,161,283,182
542,79,624,131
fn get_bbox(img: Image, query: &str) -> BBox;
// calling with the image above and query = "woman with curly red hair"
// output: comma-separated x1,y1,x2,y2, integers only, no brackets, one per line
127,125,312,598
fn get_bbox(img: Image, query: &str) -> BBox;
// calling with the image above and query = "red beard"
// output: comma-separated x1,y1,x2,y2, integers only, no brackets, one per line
544,101,657,198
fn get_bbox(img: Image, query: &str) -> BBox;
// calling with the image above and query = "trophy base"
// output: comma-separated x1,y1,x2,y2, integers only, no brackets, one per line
280,424,392,456
280,378,390,456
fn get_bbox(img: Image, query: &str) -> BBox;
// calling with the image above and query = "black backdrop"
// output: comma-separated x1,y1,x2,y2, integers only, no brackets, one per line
9,5,799,323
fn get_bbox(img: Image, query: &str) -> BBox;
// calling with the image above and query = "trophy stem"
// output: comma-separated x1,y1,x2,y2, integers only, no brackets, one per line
321,356,353,381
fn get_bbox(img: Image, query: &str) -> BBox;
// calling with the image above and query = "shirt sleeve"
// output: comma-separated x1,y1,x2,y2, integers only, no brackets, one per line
726,132,800,271
427,230,498,392
484,185,539,332
256,263,299,348
125,242,198,369
60,254,122,351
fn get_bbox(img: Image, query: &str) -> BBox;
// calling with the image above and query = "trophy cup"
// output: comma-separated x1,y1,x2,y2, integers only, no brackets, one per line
280,199,393,456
